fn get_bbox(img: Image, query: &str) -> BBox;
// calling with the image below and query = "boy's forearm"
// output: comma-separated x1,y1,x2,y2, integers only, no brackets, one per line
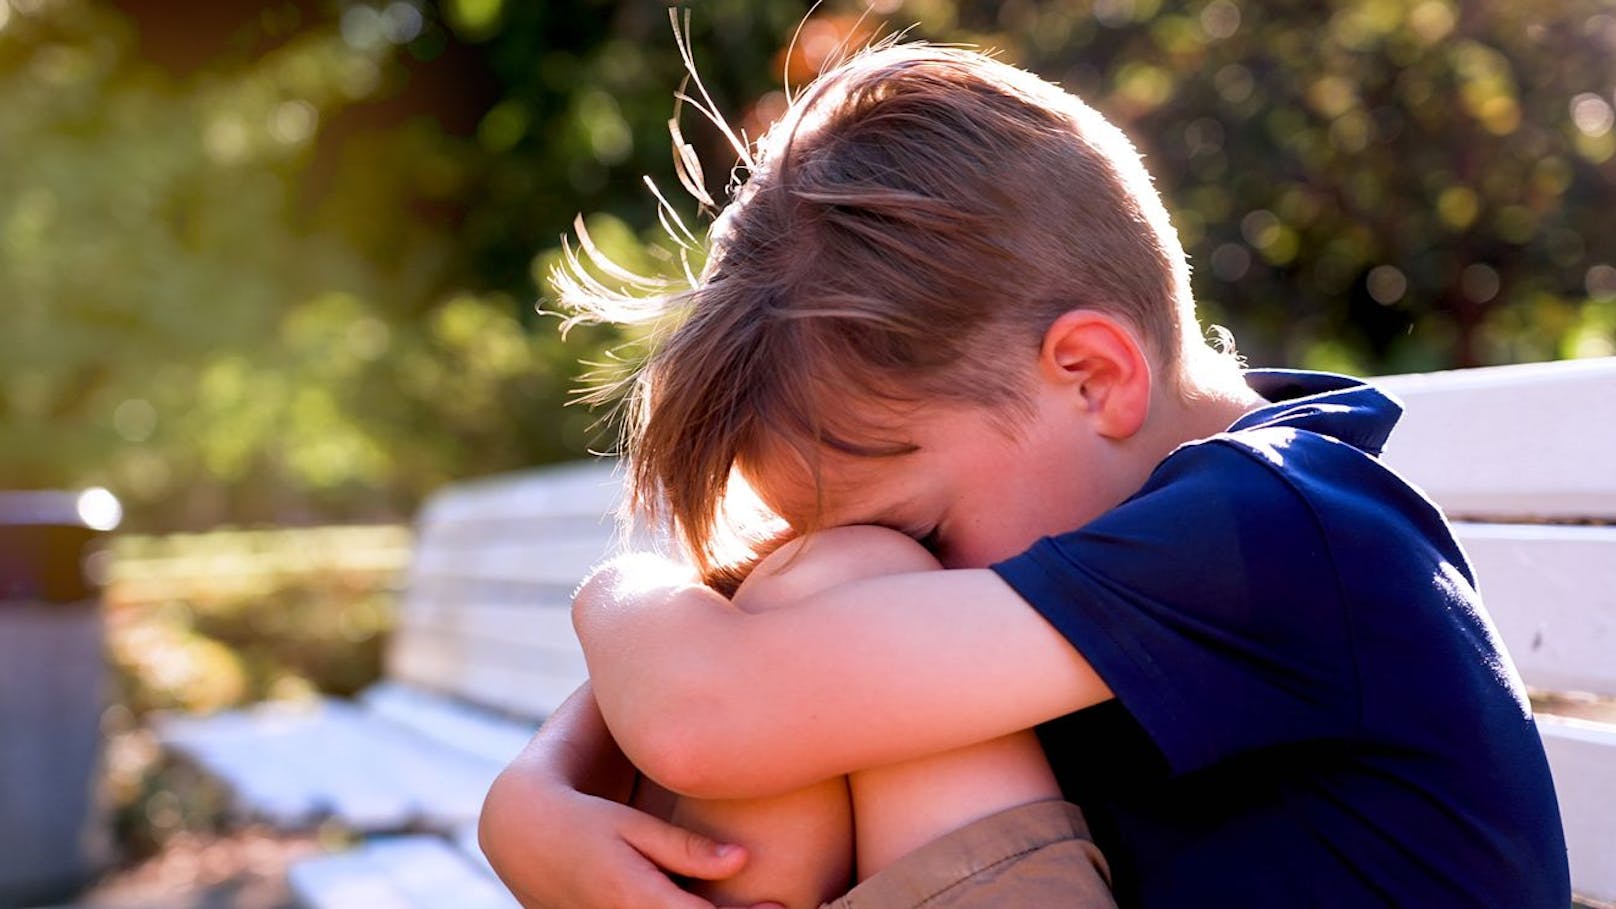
574,561,1111,800
505,681,637,803
572,560,746,792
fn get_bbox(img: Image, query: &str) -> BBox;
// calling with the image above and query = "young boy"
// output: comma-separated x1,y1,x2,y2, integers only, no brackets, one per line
479,43,1570,908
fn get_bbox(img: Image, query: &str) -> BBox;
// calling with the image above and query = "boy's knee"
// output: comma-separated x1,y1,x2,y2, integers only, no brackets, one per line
734,525,941,610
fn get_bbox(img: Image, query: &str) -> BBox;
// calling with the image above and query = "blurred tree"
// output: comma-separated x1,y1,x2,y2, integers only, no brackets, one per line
0,0,641,525
461,0,1616,376
912,0,1616,370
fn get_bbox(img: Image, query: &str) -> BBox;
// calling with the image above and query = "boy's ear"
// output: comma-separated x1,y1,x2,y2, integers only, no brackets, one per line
1038,310,1152,439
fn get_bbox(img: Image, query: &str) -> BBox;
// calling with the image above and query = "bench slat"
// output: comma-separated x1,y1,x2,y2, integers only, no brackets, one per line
288,848,417,909
164,703,417,830
386,638,586,720
1541,716,1616,903
408,540,617,589
289,835,520,909
162,708,341,828
1376,358,1616,521
418,461,623,527
386,624,586,683
359,682,538,767
454,822,495,877
1455,523,1616,698
161,695,514,832
393,602,580,656
410,530,617,579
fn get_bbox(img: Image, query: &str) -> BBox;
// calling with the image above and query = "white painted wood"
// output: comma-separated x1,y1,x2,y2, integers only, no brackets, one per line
152,459,678,906
384,611,583,702
162,704,365,828
418,460,624,528
1540,716,1616,903
398,599,577,645
385,637,586,721
290,835,520,909
161,693,523,832
1454,523,1616,698
359,682,537,767
389,610,584,672
407,535,620,588
364,836,521,909
453,822,495,877
1376,358,1616,521
289,846,418,909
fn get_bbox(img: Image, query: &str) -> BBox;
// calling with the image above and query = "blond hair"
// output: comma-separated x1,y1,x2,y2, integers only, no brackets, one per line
559,41,1197,587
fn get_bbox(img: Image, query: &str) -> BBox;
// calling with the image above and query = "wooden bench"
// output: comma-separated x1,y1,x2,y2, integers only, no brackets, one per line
159,359,1615,907
159,460,627,908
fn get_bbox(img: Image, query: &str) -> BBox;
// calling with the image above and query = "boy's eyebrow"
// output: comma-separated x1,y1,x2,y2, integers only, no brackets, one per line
819,427,922,459
836,489,924,534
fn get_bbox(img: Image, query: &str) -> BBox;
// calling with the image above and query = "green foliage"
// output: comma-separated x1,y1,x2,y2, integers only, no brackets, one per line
106,524,409,713
0,0,626,526
449,0,1616,381
906,0,1616,369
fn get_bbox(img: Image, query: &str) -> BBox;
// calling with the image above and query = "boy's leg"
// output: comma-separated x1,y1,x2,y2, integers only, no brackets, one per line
667,525,941,908
849,730,1069,877
665,778,854,909
834,716,1114,909
671,525,1112,909
790,528,1114,908
670,524,1056,908
824,799,1114,909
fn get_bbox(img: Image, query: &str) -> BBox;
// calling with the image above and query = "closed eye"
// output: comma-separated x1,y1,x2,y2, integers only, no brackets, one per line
915,526,942,554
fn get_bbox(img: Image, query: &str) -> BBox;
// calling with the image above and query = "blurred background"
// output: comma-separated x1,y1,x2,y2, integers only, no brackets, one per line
1,0,1612,904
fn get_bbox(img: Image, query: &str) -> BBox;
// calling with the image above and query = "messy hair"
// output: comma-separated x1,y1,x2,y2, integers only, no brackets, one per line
558,28,1196,586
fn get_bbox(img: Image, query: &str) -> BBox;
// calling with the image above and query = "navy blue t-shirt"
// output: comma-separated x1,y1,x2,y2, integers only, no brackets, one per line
992,370,1568,908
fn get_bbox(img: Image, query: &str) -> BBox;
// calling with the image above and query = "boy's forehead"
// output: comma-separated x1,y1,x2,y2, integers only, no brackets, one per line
741,442,912,530
736,391,957,528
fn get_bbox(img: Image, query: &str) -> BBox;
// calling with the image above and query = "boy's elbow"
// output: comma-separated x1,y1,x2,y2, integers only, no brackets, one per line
576,667,718,794
571,581,775,797
613,686,750,798
621,718,724,797
576,644,738,795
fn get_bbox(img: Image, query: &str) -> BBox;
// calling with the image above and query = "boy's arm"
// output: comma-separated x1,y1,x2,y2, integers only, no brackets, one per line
574,558,1111,801
478,682,760,909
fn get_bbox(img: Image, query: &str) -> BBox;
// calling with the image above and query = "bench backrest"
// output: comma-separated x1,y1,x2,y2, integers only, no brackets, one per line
385,460,627,720
1377,357,1615,903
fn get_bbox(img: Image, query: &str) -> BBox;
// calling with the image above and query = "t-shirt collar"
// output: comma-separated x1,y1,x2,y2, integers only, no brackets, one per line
1230,369,1404,456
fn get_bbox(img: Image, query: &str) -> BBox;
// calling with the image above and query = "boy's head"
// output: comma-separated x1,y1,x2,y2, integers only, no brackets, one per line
562,41,1217,582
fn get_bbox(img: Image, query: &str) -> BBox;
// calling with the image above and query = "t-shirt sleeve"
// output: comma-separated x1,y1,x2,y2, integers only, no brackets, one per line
992,438,1360,776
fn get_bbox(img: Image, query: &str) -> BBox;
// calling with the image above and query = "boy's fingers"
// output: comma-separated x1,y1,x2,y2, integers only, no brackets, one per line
621,814,749,881
611,867,727,909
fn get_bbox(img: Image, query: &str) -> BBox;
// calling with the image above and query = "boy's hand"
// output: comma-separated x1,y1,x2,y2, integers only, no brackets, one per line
480,765,759,909
479,682,780,909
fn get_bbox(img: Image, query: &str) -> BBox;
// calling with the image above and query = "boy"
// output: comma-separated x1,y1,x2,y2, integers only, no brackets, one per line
479,43,1570,908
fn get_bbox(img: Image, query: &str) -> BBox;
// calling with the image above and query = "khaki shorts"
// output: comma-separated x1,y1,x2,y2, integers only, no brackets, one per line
821,799,1115,909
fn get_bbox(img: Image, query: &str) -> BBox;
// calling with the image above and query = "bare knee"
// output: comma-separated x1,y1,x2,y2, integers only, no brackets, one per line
674,777,853,909
733,526,942,613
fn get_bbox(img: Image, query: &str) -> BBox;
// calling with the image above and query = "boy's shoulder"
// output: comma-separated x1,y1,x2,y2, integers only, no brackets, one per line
1208,369,1403,459
1151,369,1420,526
998,368,1457,627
